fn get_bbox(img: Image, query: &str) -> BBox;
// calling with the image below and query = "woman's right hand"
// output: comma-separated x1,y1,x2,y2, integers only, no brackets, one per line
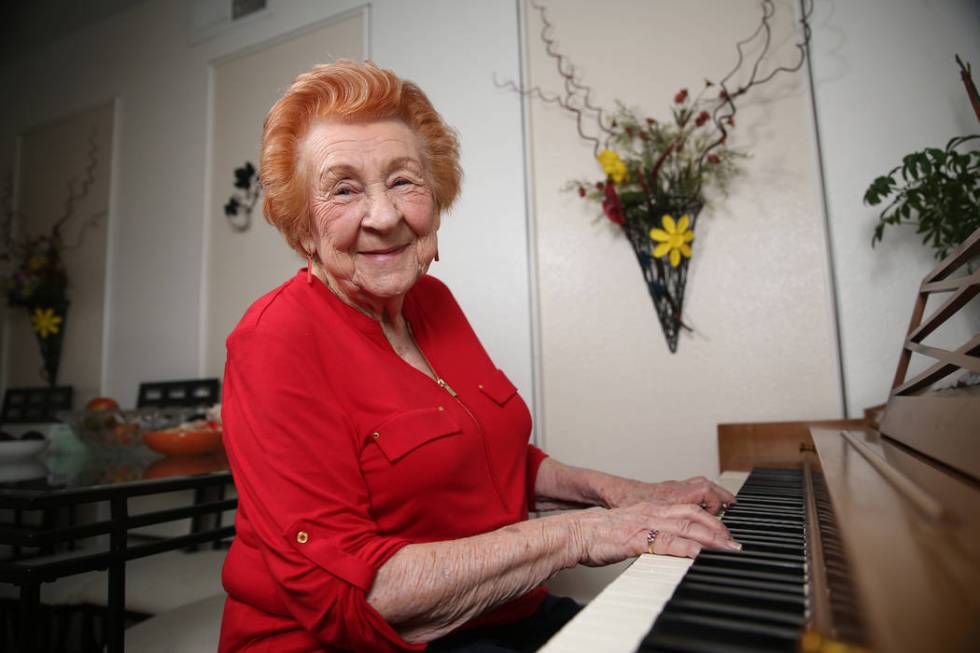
569,502,740,565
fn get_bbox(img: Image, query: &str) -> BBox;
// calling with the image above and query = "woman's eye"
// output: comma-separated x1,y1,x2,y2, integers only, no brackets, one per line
334,185,354,196
392,178,412,187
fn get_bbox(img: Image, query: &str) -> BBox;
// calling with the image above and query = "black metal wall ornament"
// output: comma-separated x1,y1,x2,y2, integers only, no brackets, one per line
224,161,261,232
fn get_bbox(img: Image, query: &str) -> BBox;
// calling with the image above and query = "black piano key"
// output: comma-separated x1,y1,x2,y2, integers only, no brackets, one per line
730,537,805,555
673,581,805,614
687,561,804,586
725,527,805,544
694,558,804,581
639,634,789,653
721,516,804,534
723,507,804,520
640,612,801,653
681,572,806,598
700,549,805,565
661,597,807,627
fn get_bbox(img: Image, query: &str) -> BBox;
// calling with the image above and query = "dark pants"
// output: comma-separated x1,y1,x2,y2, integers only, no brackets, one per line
426,595,582,653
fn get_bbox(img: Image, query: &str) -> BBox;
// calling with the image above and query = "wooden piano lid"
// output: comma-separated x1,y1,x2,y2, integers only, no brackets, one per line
811,227,980,653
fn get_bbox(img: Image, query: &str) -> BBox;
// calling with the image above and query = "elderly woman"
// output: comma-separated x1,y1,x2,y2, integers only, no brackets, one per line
219,60,737,653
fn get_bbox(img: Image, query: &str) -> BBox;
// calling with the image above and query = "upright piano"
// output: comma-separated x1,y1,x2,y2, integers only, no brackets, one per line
539,230,980,653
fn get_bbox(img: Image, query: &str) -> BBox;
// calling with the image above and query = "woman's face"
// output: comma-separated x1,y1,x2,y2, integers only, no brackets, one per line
302,119,439,311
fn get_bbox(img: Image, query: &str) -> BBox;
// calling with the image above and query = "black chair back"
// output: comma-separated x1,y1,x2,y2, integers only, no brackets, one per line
1,386,73,423
136,379,220,409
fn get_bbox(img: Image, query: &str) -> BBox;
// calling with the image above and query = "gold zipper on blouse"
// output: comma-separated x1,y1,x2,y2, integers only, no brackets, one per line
436,378,457,397
406,320,507,510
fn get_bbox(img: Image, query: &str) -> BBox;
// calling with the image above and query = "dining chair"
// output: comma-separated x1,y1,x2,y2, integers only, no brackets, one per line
136,379,220,410
1,385,76,560
1,386,73,424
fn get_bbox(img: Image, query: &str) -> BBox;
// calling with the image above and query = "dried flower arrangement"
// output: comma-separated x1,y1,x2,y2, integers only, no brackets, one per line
0,130,104,385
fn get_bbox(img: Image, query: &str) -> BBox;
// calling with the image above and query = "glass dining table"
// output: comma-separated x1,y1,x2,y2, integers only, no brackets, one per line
0,444,235,653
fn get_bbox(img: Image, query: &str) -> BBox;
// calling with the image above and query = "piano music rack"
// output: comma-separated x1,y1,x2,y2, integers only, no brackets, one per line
883,226,980,483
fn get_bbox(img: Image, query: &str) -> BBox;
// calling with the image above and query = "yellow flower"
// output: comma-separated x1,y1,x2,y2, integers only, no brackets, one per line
27,255,48,272
649,214,694,268
597,149,628,185
31,307,63,339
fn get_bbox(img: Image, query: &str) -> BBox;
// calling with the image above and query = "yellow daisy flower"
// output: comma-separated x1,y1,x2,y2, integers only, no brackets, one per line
32,307,63,339
597,149,628,185
27,255,48,272
649,214,695,268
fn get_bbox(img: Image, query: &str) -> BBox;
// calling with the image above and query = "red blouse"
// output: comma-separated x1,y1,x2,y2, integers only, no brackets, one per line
218,270,548,652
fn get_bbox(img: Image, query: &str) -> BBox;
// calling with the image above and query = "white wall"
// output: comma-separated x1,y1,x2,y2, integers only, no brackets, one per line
0,0,534,411
809,0,980,415
525,0,841,600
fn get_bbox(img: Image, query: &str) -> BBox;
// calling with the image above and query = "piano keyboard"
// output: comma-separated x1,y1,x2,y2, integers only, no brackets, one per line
539,470,812,653
538,472,748,653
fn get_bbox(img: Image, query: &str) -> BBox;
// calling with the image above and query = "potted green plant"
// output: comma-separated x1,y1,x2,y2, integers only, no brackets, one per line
864,56,980,261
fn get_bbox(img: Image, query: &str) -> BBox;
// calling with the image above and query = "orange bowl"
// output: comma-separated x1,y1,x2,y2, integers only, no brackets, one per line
143,452,229,479
143,429,223,456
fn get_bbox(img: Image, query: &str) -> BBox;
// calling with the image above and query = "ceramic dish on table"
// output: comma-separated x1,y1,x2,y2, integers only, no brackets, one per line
0,438,50,461
143,427,223,457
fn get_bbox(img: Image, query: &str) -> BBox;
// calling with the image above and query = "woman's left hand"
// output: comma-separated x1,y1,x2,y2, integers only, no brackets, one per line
603,476,736,514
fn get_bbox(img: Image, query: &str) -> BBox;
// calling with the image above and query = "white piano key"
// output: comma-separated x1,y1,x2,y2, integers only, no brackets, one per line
719,470,750,495
538,554,692,653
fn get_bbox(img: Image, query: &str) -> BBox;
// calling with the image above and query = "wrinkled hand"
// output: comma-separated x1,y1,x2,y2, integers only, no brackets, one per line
605,476,736,515
570,502,740,565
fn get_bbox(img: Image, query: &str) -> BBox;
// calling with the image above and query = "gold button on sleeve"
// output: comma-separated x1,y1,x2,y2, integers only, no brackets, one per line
296,531,309,544
437,406,444,412
372,431,379,439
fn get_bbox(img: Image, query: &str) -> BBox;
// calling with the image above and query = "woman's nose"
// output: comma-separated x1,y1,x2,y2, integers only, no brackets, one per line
361,189,401,231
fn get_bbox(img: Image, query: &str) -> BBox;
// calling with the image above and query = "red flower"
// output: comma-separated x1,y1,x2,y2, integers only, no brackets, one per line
601,177,625,225
707,154,721,165
719,89,729,100
646,117,657,125
695,111,710,127
674,88,689,104
596,181,605,190
726,116,735,127
578,186,586,198
625,126,634,138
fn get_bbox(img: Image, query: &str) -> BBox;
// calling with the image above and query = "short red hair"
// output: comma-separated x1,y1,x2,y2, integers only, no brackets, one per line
260,60,462,254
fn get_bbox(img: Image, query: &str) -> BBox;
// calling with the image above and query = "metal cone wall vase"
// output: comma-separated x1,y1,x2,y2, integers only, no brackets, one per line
28,301,68,387
622,197,702,353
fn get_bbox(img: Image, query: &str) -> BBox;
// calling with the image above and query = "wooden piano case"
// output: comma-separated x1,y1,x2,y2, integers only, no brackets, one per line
719,228,980,652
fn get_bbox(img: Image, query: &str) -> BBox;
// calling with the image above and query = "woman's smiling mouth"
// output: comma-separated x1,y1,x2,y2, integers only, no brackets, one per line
359,243,410,260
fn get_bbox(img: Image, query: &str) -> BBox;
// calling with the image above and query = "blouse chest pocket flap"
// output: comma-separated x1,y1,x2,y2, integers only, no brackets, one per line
369,406,462,463
477,369,518,406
